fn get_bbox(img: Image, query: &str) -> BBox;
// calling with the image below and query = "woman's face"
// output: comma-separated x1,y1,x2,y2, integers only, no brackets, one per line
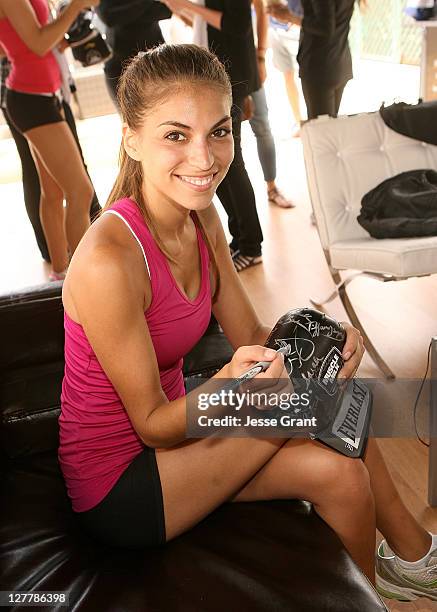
124,84,234,214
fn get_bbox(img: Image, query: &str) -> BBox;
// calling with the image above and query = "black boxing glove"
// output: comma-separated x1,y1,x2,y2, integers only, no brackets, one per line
265,308,372,458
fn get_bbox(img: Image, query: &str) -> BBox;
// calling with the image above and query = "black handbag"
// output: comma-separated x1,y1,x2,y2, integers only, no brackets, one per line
358,169,437,239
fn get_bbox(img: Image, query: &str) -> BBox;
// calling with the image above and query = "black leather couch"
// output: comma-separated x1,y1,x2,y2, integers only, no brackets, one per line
0,283,387,611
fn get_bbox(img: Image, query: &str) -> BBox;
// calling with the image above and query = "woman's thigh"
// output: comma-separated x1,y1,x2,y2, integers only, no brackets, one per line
155,436,286,541
25,121,92,197
29,144,63,203
231,438,368,505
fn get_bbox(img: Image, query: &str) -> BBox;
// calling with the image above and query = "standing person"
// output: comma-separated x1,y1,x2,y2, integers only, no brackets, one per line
268,3,302,133
96,0,171,105
0,52,101,265
267,0,356,120
59,45,437,603
163,0,264,272
250,0,295,208
0,0,99,280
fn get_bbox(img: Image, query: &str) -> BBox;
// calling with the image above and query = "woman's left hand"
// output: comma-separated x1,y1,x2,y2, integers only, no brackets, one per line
338,322,365,379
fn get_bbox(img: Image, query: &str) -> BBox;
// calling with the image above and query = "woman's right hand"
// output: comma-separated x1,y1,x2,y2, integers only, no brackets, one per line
223,346,292,411
225,346,285,381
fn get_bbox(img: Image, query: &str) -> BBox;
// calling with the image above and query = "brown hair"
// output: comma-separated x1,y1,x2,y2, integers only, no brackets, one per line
105,44,232,301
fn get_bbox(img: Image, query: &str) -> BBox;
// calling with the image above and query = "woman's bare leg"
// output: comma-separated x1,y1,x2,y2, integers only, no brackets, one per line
283,70,302,125
156,437,376,582
25,121,93,255
363,438,431,561
232,439,376,582
156,437,286,539
30,145,69,273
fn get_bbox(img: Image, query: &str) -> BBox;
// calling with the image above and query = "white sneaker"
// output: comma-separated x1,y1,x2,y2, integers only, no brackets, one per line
376,538,437,602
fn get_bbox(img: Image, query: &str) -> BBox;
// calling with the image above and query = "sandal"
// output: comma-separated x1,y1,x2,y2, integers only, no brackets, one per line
232,250,263,273
268,187,295,209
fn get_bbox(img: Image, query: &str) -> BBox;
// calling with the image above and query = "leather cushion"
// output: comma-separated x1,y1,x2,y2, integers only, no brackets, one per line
0,452,387,612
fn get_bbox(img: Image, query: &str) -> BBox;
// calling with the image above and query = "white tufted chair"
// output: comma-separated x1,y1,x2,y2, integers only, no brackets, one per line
301,111,437,378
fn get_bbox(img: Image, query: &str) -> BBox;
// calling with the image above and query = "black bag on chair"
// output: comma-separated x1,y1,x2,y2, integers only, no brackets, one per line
358,169,437,239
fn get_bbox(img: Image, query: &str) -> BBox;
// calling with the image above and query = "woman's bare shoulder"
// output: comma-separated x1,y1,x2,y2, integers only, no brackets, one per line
63,213,150,322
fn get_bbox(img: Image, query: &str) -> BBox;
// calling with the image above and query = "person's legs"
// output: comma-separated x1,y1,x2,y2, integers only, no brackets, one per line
363,438,431,561
25,121,93,255
216,97,263,259
2,107,50,261
283,70,302,125
62,101,101,221
334,81,348,117
301,79,337,120
29,144,69,273
271,27,302,127
248,88,293,208
232,439,376,581
249,87,276,184
156,436,376,582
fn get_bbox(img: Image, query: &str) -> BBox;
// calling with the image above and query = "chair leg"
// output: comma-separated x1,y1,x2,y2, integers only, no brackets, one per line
338,284,395,379
310,272,363,308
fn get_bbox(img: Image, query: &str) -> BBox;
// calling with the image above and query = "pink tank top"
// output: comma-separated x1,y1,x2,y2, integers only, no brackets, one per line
0,0,61,94
59,198,212,512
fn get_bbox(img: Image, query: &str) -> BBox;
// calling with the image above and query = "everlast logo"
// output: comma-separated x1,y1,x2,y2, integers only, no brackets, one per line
336,380,368,446
318,348,343,396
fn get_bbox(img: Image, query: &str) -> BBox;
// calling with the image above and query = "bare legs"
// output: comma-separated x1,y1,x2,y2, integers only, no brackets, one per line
156,434,431,585
25,121,93,274
232,439,376,582
364,438,431,562
283,70,302,127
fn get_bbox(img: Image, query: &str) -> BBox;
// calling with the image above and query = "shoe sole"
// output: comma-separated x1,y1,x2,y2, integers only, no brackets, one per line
376,575,437,602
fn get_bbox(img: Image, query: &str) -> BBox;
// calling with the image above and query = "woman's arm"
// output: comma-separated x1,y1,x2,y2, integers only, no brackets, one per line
265,2,302,26
162,0,222,30
198,204,271,349
200,204,364,378
69,232,280,449
0,0,99,57
253,0,268,83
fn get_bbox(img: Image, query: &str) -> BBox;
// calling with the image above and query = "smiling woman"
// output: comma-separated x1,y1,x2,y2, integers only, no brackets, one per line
55,46,437,603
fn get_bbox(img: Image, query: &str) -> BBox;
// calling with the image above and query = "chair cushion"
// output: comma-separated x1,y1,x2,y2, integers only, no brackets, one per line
0,452,387,612
330,235,437,277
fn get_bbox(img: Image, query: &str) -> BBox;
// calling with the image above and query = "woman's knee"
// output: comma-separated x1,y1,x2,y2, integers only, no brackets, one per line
65,176,94,209
310,449,372,504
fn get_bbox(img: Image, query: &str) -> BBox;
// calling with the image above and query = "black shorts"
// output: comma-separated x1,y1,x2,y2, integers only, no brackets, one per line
5,88,64,134
77,447,166,549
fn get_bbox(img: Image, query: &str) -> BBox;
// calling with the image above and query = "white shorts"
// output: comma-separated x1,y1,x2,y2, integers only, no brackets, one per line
270,26,299,73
